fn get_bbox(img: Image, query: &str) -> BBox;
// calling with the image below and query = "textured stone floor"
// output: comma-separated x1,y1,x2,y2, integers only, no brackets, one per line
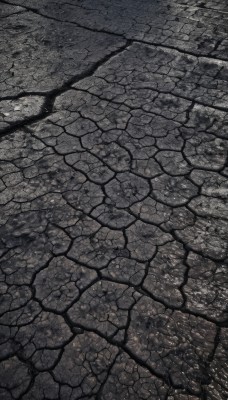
0,0,228,399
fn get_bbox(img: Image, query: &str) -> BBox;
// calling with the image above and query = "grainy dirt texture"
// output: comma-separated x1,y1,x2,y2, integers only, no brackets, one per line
0,0,227,399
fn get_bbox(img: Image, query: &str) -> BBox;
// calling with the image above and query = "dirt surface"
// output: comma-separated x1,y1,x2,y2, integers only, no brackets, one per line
0,0,228,399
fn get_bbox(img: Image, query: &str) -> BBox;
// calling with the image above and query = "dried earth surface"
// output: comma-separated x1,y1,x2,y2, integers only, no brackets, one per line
0,0,228,399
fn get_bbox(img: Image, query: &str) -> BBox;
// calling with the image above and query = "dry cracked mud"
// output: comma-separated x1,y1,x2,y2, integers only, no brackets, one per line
0,0,228,399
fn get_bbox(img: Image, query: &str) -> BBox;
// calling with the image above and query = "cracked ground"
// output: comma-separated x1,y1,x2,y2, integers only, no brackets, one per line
0,0,228,399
